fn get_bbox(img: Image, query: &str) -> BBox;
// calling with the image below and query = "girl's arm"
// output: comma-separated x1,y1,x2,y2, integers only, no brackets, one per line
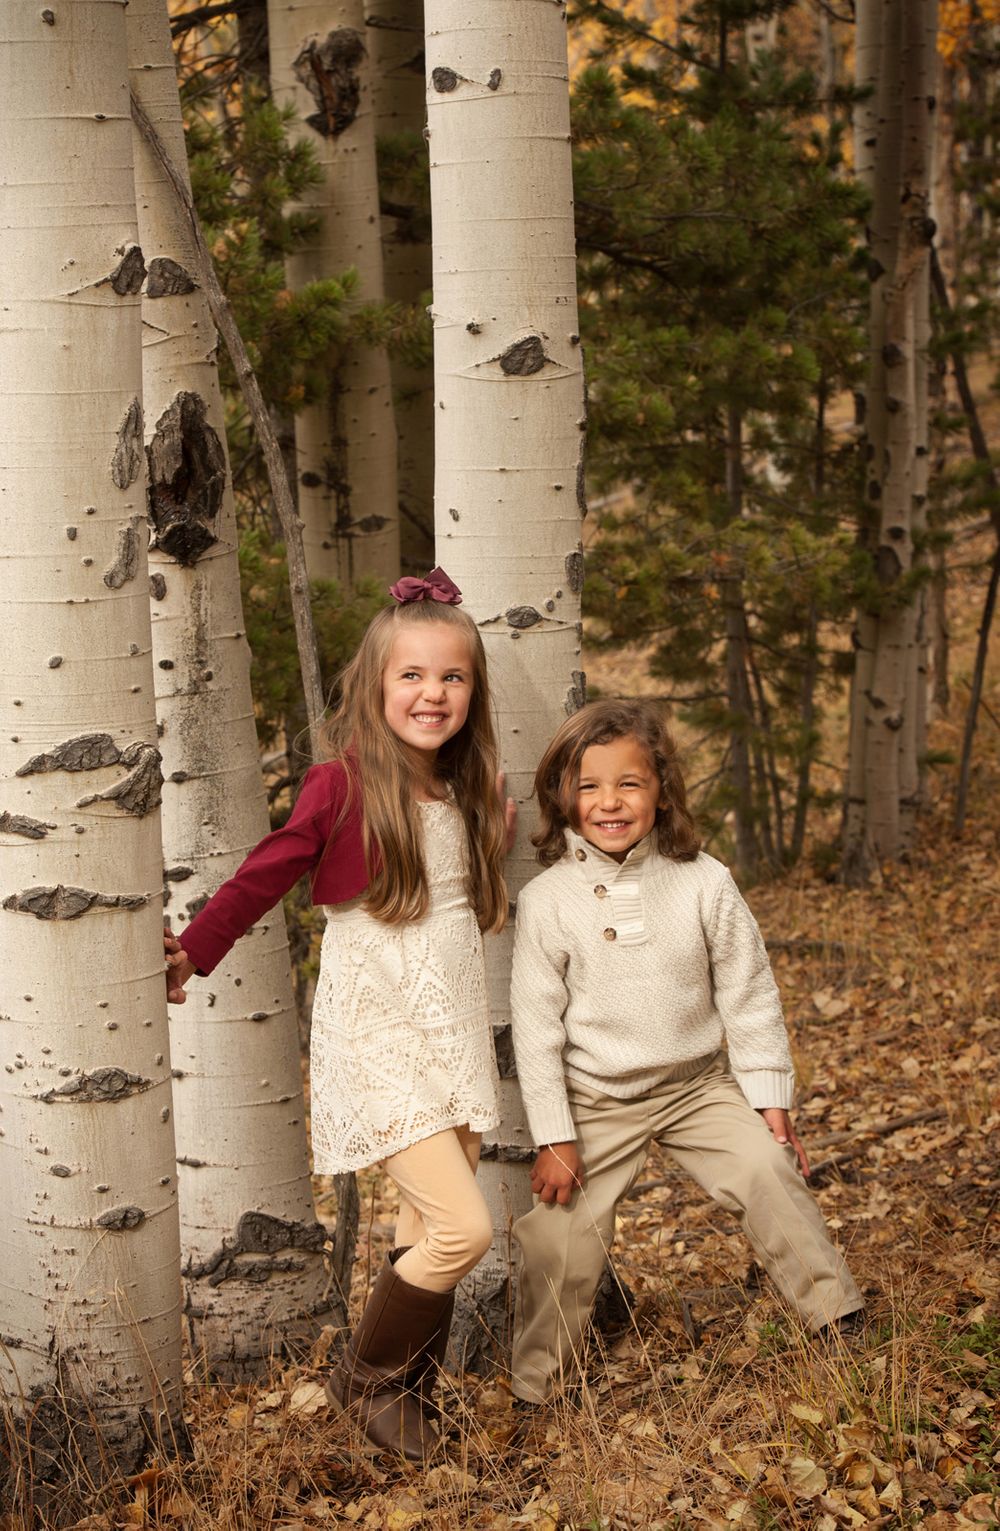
171,763,348,980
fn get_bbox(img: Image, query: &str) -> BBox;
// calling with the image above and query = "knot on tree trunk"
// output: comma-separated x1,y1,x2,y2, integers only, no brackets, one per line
147,391,225,567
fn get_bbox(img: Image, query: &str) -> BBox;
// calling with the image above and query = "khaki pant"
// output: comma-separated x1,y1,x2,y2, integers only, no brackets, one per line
511,1053,862,1403
383,1125,492,1293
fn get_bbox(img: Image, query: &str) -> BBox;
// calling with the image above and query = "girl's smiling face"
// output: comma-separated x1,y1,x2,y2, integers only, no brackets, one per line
381,623,474,764
575,735,663,862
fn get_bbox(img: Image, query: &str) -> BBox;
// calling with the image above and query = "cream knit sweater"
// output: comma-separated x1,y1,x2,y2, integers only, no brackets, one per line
510,831,795,1146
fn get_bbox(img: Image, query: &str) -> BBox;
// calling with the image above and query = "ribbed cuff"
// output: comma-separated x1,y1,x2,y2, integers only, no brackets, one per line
733,1068,795,1110
526,1097,578,1148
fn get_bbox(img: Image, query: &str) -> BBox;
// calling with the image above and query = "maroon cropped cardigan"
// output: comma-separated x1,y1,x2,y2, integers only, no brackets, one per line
181,760,375,976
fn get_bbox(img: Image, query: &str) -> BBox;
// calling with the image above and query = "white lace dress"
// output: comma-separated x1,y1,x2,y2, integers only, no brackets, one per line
309,800,500,1173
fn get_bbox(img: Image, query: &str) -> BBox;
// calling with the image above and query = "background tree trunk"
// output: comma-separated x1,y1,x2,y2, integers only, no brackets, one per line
366,0,436,574
424,0,585,1367
268,0,400,585
128,0,342,1375
843,0,937,879
722,406,760,880
0,0,182,1487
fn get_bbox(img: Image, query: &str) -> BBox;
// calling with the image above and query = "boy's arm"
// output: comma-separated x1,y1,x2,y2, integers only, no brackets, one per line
510,887,578,1148
706,871,795,1111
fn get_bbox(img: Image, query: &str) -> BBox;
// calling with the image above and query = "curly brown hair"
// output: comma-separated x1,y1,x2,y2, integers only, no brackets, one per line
532,699,701,868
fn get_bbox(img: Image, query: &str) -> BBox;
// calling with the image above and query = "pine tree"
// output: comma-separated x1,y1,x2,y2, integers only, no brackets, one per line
572,0,867,873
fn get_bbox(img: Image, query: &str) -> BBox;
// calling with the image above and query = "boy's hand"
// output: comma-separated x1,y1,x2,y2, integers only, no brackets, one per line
164,928,196,1004
530,1142,584,1205
496,771,517,854
759,1107,810,1178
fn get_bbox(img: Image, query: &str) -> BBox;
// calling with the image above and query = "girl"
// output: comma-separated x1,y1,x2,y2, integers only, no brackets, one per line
165,568,512,1461
508,698,862,1407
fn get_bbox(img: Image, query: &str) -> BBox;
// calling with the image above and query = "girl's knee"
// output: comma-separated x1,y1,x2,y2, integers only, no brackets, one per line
466,1202,494,1265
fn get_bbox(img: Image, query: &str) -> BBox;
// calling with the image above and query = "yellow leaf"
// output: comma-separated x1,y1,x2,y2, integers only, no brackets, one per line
785,1456,827,1498
878,1478,903,1510
849,1484,880,1518
962,1492,1000,1523
789,1401,825,1425
288,1380,327,1415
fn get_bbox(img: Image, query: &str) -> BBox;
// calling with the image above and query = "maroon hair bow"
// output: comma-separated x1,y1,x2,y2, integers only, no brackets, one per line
389,566,463,606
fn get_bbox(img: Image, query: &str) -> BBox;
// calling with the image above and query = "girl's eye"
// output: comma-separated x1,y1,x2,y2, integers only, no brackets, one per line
444,673,465,683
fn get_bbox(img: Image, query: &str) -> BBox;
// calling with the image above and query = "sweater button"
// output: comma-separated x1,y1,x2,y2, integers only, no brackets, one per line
593,884,607,898
575,848,587,861
603,927,617,941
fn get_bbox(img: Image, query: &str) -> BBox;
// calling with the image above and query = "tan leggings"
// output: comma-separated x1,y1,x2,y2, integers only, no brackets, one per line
382,1124,492,1293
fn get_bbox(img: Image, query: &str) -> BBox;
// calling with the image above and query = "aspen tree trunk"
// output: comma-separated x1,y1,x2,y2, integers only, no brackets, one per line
0,0,182,1486
366,0,436,574
268,0,399,585
844,0,937,878
425,0,585,1366
818,6,841,103
127,0,340,1375
744,13,778,63
722,407,759,880
843,0,885,878
899,0,937,848
852,0,880,181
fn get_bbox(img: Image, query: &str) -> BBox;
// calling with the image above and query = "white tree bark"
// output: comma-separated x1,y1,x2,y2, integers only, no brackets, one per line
425,0,585,1365
127,0,338,1375
268,0,400,585
844,0,937,876
366,0,436,573
0,0,182,1481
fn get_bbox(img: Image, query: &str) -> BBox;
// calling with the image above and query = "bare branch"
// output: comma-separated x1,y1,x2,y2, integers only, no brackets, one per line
129,89,327,749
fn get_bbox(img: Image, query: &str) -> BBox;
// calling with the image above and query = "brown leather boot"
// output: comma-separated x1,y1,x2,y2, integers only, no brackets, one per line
325,1252,453,1461
409,1289,455,1425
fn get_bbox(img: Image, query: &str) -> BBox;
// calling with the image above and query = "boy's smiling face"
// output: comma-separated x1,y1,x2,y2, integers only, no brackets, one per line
575,735,662,863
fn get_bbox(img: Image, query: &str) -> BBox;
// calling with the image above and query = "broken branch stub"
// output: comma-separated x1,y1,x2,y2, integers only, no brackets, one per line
76,743,162,818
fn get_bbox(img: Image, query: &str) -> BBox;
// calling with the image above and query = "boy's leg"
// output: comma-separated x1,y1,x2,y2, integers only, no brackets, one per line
653,1056,862,1331
511,1086,650,1404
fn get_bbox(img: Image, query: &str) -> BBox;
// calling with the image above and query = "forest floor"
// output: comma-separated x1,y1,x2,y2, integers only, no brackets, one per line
10,557,1000,1529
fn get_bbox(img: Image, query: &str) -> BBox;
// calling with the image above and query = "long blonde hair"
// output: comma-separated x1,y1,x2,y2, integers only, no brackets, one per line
321,601,508,932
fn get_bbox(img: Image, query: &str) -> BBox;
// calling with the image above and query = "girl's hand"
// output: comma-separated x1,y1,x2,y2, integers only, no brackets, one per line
530,1142,584,1205
496,771,517,854
164,928,196,1004
759,1107,811,1178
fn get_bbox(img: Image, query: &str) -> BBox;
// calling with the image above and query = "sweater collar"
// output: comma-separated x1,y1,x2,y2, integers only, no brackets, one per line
564,828,652,882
